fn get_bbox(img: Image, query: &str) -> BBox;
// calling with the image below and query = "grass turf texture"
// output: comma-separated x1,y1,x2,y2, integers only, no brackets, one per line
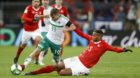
0,46,140,78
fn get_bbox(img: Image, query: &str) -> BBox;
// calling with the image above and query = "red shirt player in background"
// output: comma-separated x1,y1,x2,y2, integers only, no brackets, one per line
25,29,133,76
52,0,69,17
13,0,44,64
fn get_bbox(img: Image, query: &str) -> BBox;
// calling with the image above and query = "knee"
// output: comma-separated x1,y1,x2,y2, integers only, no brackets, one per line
36,36,41,41
20,44,26,48
58,70,65,76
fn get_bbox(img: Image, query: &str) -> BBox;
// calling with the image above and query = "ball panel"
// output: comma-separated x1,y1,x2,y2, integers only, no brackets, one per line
11,64,22,75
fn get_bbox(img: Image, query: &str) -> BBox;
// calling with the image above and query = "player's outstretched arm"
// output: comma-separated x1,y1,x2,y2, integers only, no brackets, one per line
74,28,92,41
106,43,133,53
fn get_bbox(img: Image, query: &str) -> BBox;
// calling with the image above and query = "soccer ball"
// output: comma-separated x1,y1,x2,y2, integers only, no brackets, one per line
10,64,22,75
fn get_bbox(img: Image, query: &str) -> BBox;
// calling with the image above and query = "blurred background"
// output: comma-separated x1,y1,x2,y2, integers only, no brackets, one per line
0,0,140,47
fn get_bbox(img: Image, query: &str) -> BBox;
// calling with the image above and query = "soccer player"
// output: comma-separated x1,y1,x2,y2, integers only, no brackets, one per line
24,29,133,76
52,0,69,59
52,0,69,17
37,0,70,65
13,0,44,64
21,8,76,70
35,0,52,66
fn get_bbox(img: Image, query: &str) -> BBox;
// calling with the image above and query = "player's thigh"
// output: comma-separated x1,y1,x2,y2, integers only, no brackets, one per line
56,62,65,69
50,44,61,58
21,30,31,44
59,68,72,76
31,29,42,40
40,32,48,39
38,38,49,52
64,56,90,76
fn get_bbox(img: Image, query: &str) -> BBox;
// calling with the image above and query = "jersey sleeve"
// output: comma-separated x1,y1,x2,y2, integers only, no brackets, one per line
65,21,72,27
63,6,69,17
61,15,70,26
74,28,92,41
21,6,34,23
106,43,124,53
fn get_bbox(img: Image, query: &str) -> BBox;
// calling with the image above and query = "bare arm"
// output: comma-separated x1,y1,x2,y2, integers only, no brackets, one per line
74,28,92,41
64,24,76,31
107,45,124,53
107,44,133,53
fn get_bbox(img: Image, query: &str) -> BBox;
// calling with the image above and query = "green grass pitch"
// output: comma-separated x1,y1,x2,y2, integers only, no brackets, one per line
0,46,140,78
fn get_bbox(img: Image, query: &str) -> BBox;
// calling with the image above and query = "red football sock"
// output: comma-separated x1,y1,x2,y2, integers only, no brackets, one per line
32,65,55,75
16,46,24,58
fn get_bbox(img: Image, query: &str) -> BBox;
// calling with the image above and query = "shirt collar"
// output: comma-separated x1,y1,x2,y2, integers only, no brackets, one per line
94,41,101,44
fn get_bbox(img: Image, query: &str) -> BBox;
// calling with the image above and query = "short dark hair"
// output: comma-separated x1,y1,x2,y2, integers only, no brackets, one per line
50,8,59,16
95,30,104,35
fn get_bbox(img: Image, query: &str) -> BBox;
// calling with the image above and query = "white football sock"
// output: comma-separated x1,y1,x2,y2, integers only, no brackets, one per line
38,51,45,63
24,57,32,67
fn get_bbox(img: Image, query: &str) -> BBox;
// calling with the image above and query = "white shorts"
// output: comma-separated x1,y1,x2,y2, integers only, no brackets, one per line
21,29,41,44
64,56,90,76
38,20,49,33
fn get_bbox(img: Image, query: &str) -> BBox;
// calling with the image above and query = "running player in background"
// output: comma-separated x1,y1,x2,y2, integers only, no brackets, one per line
13,0,44,64
21,8,76,71
24,29,133,76
52,0,69,17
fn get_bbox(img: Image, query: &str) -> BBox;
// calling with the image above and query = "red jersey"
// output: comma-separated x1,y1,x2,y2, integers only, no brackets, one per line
52,4,68,16
74,29,124,68
22,5,44,31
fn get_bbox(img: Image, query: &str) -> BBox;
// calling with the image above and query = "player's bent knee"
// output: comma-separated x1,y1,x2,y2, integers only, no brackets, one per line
58,69,72,76
58,70,65,76
36,36,41,41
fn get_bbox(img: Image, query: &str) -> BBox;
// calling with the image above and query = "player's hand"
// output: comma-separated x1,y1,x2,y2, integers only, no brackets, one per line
123,48,133,52
33,14,40,22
